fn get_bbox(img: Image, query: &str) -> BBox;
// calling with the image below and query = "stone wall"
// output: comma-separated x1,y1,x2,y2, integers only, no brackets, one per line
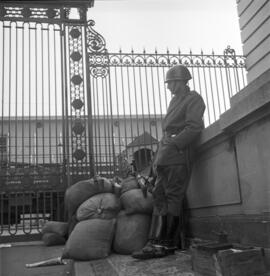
187,69,270,248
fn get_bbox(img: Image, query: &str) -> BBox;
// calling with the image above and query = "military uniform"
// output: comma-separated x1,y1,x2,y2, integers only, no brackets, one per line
132,65,206,260
153,86,205,216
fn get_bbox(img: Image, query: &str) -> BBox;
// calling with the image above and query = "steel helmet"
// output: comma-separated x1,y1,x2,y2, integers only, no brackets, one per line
165,64,192,83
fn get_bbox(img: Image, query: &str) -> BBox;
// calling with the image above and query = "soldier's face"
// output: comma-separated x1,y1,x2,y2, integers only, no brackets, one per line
167,80,186,95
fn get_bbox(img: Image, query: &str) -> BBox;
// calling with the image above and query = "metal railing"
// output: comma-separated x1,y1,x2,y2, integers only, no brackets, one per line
0,9,247,239
88,44,247,176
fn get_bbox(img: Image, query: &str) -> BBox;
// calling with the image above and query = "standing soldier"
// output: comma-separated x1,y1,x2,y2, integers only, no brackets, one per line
132,64,206,259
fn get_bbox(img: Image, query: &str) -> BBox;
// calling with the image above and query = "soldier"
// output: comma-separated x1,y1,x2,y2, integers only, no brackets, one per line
132,64,206,259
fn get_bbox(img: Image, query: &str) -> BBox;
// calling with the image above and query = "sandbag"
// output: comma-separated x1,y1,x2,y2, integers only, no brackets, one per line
113,211,151,254
41,221,68,237
63,219,116,261
120,189,153,215
120,176,138,194
65,176,114,217
42,232,66,246
68,214,78,236
76,193,121,221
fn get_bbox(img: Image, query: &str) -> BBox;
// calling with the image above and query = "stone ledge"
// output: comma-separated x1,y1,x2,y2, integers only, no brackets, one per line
195,70,270,150
230,68,270,106
220,79,270,132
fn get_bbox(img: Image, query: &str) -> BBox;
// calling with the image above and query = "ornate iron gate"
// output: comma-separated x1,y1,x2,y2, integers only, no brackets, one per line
0,0,247,239
0,0,95,239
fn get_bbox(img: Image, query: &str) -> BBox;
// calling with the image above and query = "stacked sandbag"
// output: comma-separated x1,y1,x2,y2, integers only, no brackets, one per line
76,192,121,221
63,219,116,260
65,176,115,218
120,178,153,215
41,221,68,246
112,176,153,254
65,176,117,234
63,177,121,261
113,211,151,254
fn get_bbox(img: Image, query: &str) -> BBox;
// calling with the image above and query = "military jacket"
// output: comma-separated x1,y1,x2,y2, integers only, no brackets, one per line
154,87,205,166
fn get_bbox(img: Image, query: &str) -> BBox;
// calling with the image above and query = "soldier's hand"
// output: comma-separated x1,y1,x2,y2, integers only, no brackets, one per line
162,136,174,145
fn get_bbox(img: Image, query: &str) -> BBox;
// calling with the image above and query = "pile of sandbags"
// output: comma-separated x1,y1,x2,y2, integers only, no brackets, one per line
113,175,153,255
42,175,154,260
63,176,121,260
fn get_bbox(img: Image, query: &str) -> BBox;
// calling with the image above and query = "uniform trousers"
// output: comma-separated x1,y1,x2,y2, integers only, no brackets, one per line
152,164,188,216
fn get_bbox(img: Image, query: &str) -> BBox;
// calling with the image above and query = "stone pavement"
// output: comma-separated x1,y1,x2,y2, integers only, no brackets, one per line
1,242,270,276
74,251,195,276
0,242,72,276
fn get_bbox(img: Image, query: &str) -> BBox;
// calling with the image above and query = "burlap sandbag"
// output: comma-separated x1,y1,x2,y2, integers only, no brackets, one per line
42,232,66,246
65,176,114,217
76,193,121,221
63,219,116,261
41,221,68,237
120,176,138,194
120,189,153,215
113,211,151,254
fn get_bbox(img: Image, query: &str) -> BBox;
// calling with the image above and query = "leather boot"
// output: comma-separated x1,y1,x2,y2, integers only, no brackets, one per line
161,214,180,253
132,215,167,259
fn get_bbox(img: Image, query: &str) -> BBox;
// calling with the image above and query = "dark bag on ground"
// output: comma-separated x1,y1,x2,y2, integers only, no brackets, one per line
63,218,116,261
42,232,66,246
113,211,151,254
65,176,114,218
76,193,121,221
120,189,153,215
41,221,68,237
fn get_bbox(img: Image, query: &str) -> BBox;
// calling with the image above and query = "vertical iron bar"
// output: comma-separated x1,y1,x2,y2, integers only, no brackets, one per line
104,77,113,176
53,24,59,166
35,23,39,166
1,21,5,167
91,74,98,175
207,65,217,121
15,22,18,167
61,23,70,187
95,77,102,174
131,52,140,152
119,55,128,166
113,65,121,172
201,53,211,126
107,60,116,175
219,65,227,112
47,24,52,164
8,22,11,169
212,56,222,117
138,57,147,168
22,22,25,167
41,23,45,166
149,65,158,142
144,55,154,155
126,61,134,154
29,23,32,167
82,24,94,177
101,78,108,175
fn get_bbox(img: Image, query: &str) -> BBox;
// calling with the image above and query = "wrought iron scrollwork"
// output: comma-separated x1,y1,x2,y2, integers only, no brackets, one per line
87,19,109,78
87,20,107,54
